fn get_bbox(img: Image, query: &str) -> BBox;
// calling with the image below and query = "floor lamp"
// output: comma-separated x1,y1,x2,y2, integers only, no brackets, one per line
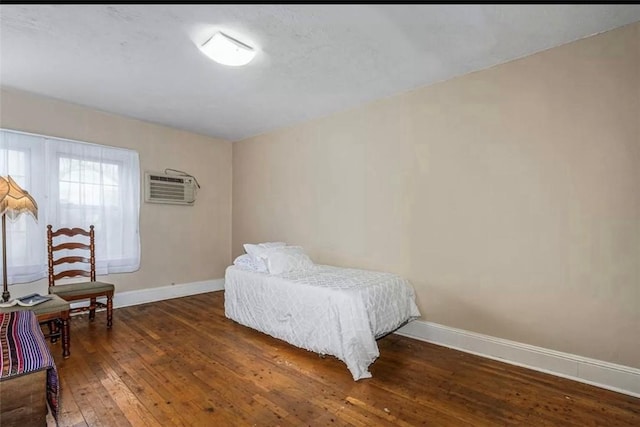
0,176,38,302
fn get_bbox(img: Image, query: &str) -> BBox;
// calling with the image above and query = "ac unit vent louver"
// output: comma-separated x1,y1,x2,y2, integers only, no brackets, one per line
145,172,196,205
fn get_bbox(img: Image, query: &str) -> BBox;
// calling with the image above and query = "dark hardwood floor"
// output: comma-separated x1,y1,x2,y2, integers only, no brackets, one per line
44,291,640,426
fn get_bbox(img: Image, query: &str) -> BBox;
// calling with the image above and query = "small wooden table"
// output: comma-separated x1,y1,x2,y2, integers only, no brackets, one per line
0,294,70,358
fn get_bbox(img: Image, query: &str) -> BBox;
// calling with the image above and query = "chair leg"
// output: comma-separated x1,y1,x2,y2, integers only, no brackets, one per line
62,316,70,359
107,294,113,329
89,297,96,320
48,320,59,343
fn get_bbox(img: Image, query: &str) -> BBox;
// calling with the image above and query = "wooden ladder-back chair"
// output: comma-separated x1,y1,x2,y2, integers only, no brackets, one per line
46,225,114,328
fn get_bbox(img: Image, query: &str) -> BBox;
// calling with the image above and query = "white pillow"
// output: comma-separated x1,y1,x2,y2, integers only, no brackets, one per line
257,245,312,273
266,251,314,275
233,254,268,272
243,242,287,259
259,245,306,259
259,241,287,248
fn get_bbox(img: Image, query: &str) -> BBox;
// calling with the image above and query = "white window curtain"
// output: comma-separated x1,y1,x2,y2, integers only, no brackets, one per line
0,128,140,285
0,131,47,283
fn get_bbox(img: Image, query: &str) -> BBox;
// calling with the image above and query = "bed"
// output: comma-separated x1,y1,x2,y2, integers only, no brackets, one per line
224,245,421,380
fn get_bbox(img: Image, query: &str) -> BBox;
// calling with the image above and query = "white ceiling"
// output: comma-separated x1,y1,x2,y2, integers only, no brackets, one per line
1,5,639,142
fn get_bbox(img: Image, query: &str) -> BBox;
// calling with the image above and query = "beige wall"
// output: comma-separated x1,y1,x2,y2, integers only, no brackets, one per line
233,23,640,368
0,88,232,295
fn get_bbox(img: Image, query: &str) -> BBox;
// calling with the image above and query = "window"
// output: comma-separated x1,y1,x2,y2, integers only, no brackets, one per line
59,157,120,207
0,128,140,285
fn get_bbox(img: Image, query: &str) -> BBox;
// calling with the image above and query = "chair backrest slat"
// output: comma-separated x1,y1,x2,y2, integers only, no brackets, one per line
52,256,91,266
50,227,91,237
54,270,92,281
52,242,90,251
47,224,97,286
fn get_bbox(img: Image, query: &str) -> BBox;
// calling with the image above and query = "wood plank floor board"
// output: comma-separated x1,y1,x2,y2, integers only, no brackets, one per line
40,291,639,426
115,367,187,426
365,358,503,425
61,350,115,427
78,339,140,426
190,369,261,425
80,312,201,425
56,373,87,427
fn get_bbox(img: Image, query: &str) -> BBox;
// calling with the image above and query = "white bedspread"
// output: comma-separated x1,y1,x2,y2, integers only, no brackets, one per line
224,264,421,380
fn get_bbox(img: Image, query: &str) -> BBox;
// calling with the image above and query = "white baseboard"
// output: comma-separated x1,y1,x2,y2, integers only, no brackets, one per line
69,278,224,310
396,320,640,398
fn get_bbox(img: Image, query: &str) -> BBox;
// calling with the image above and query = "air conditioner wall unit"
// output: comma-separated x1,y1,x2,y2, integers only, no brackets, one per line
144,172,196,205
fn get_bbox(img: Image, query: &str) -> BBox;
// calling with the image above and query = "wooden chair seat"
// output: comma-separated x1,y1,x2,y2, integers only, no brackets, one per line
49,281,114,299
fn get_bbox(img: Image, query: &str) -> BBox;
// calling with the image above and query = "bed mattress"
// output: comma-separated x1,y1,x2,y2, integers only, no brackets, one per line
224,264,421,380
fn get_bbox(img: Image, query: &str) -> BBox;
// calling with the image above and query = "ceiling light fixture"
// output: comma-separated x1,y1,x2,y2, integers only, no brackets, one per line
199,31,256,67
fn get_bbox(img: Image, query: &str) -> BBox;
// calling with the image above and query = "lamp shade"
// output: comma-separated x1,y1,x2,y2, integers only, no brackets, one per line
0,176,38,221
200,31,256,66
